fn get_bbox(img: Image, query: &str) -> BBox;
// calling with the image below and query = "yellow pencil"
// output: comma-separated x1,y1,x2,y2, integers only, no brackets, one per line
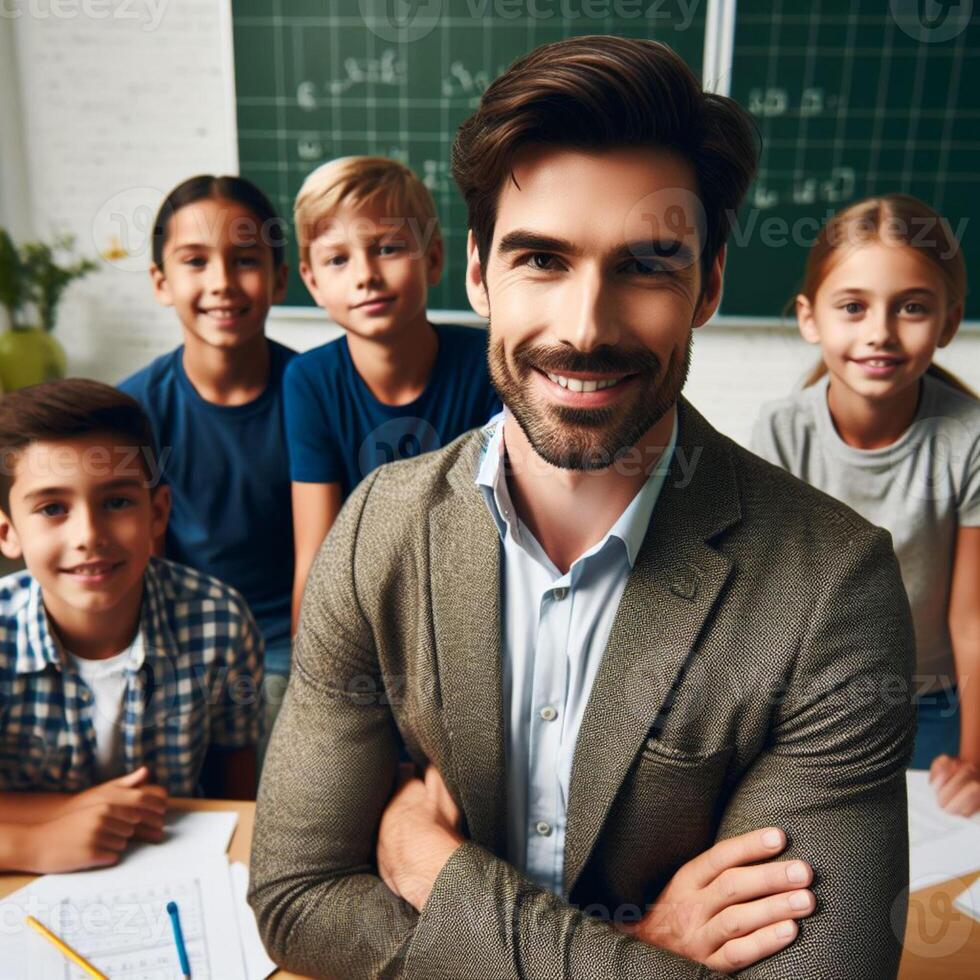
25,915,109,980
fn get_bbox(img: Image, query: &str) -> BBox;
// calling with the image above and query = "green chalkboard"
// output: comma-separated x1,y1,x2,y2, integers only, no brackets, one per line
723,0,978,319
231,0,977,320
230,0,706,313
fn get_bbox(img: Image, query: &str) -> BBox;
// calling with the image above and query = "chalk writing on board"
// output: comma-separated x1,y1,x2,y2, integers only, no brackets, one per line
442,61,491,99
752,167,856,210
297,134,324,161
748,86,838,118
296,50,405,109
330,50,404,94
422,159,451,194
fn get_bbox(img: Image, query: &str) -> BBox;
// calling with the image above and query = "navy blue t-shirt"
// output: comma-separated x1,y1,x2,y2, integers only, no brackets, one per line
284,324,500,495
119,341,296,665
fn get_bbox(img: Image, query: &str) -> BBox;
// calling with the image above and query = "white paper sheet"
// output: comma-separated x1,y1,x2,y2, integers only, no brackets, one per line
1,853,241,979
230,862,277,980
953,875,980,921
123,809,238,866
907,771,980,889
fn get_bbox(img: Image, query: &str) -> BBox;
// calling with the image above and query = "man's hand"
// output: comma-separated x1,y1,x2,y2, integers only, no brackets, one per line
617,827,815,974
376,763,466,911
930,755,980,816
67,766,168,842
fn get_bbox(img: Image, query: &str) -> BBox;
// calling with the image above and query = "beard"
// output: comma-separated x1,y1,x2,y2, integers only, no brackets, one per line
486,323,692,471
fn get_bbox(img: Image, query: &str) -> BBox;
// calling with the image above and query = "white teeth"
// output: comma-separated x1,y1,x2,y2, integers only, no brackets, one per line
545,372,623,391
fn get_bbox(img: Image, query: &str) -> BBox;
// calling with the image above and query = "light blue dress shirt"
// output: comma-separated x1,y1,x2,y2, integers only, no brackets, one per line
476,407,678,896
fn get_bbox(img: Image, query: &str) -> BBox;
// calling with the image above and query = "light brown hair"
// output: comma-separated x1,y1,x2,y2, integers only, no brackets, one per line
450,35,760,282
293,156,441,266
799,194,973,395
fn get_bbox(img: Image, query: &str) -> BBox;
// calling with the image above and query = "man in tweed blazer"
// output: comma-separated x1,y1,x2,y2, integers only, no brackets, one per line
250,37,915,979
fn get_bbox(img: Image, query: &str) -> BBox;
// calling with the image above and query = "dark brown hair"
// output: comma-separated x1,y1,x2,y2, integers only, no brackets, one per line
798,194,973,396
451,35,760,280
152,174,287,269
0,379,159,514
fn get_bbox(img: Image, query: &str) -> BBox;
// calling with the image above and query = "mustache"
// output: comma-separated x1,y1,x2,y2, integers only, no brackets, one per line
513,344,661,376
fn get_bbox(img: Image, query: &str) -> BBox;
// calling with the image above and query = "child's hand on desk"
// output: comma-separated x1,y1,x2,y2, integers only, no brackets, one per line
930,755,980,816
24,801,146,873
68,766,169,842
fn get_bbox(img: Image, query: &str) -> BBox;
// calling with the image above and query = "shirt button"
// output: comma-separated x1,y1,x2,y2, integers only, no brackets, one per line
535,820,552,837
553,587,568,600
539,706,558,722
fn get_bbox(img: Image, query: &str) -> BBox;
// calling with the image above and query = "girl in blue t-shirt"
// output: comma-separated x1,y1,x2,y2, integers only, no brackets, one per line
119,175,297,761
752,194,980,816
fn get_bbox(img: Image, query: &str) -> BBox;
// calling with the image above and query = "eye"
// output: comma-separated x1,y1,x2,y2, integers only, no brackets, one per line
38,502,66,517
183,255,206,268
841,301,863,315
521,252,561,272
623,257,669,276
379,243,406,256
326,254,347,267
104,496,136,511
236,255,260,268
903,301,928,315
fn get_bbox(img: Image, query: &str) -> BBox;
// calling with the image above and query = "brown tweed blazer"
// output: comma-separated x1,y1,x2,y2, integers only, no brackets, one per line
249,397,915,979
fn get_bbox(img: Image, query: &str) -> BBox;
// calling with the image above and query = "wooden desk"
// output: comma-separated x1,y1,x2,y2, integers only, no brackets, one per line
3,799,978,979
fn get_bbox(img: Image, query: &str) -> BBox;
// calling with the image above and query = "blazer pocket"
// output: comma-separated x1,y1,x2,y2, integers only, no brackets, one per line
641,737,733,768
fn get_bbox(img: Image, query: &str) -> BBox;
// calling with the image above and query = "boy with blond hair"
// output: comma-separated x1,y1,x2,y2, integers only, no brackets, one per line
0,380,262,873
285,156,499,623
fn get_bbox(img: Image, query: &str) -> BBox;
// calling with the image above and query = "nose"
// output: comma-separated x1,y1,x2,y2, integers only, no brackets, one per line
864,304,898,348
551,264,620,353
72,504,108,552
206,256,235,295
352,249,383,290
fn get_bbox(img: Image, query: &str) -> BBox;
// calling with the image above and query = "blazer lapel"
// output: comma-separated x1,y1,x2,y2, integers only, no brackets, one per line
429,432,509,857
563,400,742,895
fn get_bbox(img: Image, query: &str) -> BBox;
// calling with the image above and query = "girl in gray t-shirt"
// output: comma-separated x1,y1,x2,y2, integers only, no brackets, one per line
751,194,980,817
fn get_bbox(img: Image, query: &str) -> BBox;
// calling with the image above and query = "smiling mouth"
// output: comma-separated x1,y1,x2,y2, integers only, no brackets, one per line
199,306,250,319
542,370,636,393
852,357,905,367
61,560,124,577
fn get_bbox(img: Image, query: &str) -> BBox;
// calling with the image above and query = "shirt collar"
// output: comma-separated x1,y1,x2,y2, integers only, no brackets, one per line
14,559,171,674
476,406,678,569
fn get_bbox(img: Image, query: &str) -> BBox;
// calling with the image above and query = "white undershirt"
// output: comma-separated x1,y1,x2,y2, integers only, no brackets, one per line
69,645,134,781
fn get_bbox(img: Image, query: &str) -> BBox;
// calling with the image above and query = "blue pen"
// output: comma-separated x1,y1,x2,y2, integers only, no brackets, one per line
166,900,191,979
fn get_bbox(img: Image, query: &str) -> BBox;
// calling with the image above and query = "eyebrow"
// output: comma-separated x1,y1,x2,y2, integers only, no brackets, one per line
496,230,696,268
170,241,262,253
22,478,145,502
829,286,938,299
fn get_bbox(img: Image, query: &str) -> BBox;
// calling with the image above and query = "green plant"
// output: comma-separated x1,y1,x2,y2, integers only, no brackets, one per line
0,229,25,328
0,229,97,332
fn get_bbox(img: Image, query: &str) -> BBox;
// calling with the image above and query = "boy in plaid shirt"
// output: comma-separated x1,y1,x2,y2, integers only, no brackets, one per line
0,380,262,873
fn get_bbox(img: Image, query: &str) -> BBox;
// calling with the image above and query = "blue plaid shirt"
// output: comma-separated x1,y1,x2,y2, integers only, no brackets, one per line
0,556,263,796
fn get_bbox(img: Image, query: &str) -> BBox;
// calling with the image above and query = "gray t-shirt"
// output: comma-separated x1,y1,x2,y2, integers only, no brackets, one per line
752,372,980,692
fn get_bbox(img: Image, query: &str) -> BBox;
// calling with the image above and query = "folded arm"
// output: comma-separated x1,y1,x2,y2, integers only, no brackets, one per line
399,527,914,980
